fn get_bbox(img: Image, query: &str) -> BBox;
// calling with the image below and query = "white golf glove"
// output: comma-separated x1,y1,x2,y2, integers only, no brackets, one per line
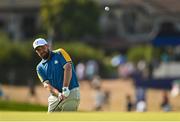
62,87,70,97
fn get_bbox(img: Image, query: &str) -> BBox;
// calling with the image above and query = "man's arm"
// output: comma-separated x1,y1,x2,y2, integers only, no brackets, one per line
42,62,72,98
63,62,72,87
56,48,72,97
43,82,65,100
43,82,60,97
37,66,63,99
62,62,72,97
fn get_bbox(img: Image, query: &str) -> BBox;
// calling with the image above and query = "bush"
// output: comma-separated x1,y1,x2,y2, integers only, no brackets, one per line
53,41,105,64
0,32,33,64
127,45,155,63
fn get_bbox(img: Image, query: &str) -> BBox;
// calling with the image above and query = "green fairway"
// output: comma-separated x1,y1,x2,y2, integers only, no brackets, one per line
0,111,180,121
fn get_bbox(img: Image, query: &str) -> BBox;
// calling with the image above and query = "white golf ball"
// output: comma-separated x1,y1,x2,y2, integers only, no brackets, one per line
105,6,110,11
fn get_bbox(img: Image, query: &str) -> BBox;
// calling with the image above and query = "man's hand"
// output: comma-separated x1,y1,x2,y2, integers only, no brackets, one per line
62,87,70,97
58,92,65,101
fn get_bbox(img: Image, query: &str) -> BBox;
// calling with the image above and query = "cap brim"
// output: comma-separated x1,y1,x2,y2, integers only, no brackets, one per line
33,44,46,50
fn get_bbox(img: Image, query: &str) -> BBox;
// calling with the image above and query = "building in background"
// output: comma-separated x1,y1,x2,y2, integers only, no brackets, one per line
0,0,40,41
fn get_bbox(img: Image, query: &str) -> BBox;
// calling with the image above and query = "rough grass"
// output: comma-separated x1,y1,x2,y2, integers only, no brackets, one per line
0,100,47,111
0,100,179,121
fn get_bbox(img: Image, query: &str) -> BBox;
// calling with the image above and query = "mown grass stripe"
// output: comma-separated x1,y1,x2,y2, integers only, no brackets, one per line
0,112,180,121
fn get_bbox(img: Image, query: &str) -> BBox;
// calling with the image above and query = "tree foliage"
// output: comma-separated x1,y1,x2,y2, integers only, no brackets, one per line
0,31,32,63
127,45,156,63
41,0,101,40
53,42,105,63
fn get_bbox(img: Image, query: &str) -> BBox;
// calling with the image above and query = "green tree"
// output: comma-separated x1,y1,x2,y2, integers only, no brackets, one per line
127,45,155,63
41,0,101,40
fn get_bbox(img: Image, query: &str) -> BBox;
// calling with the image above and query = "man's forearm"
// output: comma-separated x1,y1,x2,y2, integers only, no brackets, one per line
44,83,59,97
63,63,72,87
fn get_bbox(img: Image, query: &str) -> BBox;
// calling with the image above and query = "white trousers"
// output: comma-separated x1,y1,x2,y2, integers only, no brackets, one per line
48,87,80,112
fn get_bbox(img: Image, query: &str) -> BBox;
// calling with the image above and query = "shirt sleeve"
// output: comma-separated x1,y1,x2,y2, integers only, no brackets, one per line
36,66,47,82
57,48,72,67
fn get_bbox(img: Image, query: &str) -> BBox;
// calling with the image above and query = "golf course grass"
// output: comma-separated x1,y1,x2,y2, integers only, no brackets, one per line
0,111,180,121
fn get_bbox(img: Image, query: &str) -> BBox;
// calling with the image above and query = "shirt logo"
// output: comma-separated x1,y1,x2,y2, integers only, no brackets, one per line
54,60,58,64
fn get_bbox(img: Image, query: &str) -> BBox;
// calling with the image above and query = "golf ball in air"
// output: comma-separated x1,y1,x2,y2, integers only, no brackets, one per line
105,6,110,11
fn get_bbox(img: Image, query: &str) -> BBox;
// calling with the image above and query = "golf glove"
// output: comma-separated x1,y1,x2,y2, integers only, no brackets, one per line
62,87,70,97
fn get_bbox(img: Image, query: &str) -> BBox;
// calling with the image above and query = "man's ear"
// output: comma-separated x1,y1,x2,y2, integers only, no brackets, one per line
44,44,50,50
45,44,49,48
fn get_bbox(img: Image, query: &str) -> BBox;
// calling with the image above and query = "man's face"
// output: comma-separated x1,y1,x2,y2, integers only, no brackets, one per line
35,45,50,59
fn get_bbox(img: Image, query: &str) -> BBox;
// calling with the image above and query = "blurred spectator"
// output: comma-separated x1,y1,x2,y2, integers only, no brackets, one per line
135,87,147,112
85,60,99,81
136,100,147,112
161,52,170,63
118,62,135,78
126,95,134,111
28,79,36,97
0,84,4,98
136,87,146,102
136,60,150,80
0,83,8,100
161,91,172,112
146,63,152,79
27,79,39,103
111,55,126,67
91,75,110,111
94,86,105,111
147,59,158,79
91,75,101,89
76,62,85,81
137,60,146,72
161,47,175,63
93,88,110,111
103,90,111,110
171,79,180,97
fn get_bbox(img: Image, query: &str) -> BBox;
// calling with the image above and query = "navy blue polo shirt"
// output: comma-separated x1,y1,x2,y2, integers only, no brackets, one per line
36,48,79,92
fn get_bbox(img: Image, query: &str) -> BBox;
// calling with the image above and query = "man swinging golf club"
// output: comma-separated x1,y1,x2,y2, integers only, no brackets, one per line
33,38,80,112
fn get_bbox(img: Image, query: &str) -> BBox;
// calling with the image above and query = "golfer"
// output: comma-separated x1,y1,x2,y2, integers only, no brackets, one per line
33,38,80,112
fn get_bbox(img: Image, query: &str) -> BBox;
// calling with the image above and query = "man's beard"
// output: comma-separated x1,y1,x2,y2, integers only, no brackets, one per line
42,50,50,60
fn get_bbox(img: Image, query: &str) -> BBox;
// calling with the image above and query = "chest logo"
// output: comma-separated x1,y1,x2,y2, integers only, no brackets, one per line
54,60,58,64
